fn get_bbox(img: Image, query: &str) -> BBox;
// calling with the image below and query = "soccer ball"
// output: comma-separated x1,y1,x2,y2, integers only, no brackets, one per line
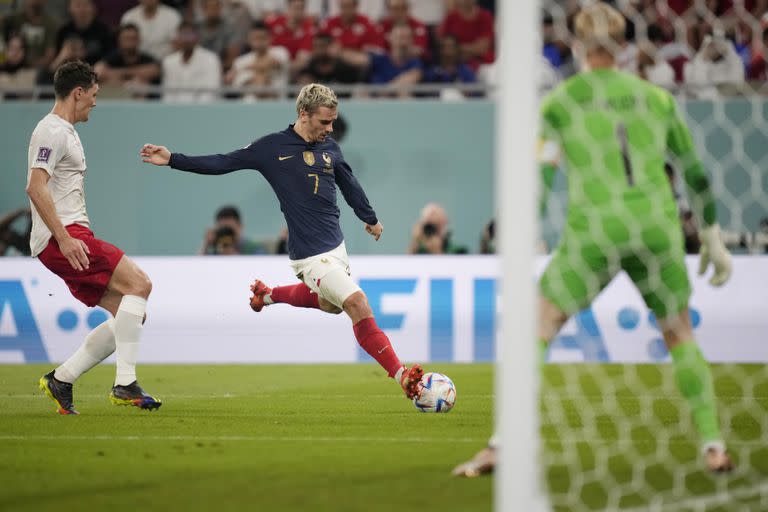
413,372,456,413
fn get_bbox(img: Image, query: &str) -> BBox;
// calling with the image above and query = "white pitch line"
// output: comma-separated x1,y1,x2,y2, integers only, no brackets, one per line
0,434,483,444
618,480,768,512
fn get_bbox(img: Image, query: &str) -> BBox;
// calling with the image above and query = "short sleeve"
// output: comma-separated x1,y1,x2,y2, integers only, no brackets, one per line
28,126,65,176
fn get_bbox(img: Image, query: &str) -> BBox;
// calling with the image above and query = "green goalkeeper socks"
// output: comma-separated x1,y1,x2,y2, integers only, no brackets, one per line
669,341,722,443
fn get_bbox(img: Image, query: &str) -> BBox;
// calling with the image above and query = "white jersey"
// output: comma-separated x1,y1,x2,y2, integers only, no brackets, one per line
27,113,90,257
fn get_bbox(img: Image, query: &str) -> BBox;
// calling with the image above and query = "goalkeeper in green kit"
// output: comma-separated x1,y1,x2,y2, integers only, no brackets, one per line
453,3,733,477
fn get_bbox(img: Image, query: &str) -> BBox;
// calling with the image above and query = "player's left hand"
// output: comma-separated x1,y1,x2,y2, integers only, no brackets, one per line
698,224,732,286
365,222,383,241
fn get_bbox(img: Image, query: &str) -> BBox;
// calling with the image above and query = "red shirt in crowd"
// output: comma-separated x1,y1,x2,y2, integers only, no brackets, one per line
378,16,429,58
439,7,495,68
266,15,316,59
319,14,383,51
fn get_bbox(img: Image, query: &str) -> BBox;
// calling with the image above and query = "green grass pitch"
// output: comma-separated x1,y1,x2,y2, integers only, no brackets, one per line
0,363,766,512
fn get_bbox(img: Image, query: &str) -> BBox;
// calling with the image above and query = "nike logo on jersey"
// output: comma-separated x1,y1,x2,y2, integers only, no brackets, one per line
278,155,294,161
377,346,388,354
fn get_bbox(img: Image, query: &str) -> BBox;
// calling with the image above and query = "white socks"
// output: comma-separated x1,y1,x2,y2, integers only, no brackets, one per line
113,295,147,386
394,367,405,383
54,319,116,383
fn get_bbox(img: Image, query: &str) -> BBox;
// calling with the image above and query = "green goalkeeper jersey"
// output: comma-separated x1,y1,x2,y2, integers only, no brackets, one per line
540,68,716,237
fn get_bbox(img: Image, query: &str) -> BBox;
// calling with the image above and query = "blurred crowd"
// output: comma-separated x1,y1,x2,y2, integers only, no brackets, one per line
542,0,768,97
0,0,496,100
3,0,768,100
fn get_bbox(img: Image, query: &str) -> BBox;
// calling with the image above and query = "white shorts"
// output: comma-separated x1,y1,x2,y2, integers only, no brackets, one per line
289,241,362,309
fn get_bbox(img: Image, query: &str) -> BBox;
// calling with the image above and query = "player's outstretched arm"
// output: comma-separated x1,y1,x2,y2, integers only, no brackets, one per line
365,222,383,241
141,142,261,176
140,143,171,166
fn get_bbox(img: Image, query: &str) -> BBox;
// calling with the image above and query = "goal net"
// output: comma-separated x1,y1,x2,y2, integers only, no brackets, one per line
532,2,768,511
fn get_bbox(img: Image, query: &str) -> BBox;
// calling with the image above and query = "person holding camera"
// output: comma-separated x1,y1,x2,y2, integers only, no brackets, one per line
407,202,467,254
201,205,270,255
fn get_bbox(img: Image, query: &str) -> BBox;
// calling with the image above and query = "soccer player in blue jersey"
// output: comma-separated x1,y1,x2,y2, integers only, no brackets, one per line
140,83,424,399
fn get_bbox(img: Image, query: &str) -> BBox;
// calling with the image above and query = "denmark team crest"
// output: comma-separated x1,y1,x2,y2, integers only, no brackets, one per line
303,151,315,166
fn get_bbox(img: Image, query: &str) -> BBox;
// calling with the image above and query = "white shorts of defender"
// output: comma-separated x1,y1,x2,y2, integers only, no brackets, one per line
289,241,362,309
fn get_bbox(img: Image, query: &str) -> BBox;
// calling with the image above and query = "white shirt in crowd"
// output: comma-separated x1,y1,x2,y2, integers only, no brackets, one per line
684,38,744,99
162,46,222,103
231,46,290,97
26,113,90,257
644,60,676,90
121,4,182,60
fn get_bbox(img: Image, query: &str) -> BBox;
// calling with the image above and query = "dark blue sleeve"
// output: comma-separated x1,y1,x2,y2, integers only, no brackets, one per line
334,155,378,225
168,143,263,175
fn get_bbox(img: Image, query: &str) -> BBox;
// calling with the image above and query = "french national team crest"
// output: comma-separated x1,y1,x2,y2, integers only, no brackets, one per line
303,151,315,166
322,152,332,168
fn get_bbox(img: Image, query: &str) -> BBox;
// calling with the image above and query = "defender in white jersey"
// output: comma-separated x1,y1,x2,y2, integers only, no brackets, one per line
28,61,161,414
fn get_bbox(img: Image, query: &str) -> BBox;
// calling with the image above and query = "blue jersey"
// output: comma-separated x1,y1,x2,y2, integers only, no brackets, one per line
169,125,378,260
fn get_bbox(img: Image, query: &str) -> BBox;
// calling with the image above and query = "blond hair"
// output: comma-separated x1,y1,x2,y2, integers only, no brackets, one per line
574,3,626,53
295,83,338,115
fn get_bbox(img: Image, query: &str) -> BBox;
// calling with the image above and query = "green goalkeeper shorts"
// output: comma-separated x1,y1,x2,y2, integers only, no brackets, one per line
539,224,691,319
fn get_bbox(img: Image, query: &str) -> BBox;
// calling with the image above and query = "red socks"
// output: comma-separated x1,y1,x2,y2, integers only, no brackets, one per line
353,317,402,378
270,283,320,309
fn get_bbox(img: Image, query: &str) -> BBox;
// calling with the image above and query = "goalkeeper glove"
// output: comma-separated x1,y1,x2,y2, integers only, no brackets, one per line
698,224,732,286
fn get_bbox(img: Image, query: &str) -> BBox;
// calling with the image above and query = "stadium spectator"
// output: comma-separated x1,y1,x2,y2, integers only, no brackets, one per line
340,23,422,97
438,0,494,70
637,43,676,90
38,34,88,86
120,0,182,60
226,21,290,100
93,0,138,30
1,0,58,68
266,0,316,73
479,218,494,254
298,32,361,86
0,35,37,98
423,35,475,85
648,23,690,83
319,0,383,52
55,0,114,65
542,13,560,68
210,226,240,254
747,27,768,81
94,23,161,92
0,207,32,257
196,0,244,72
162,21,221,103
378,0,429,59
407,202,467,254
684,33,745,98
200,205,270,255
